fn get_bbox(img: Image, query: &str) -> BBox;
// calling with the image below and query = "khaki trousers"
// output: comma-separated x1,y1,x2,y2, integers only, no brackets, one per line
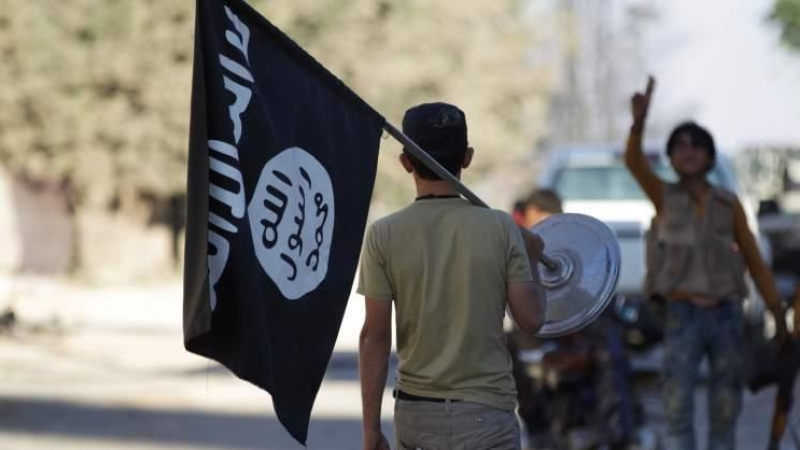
394,399,520,450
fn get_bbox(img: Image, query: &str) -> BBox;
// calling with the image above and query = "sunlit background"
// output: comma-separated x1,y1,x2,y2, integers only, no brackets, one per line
0,0,798,449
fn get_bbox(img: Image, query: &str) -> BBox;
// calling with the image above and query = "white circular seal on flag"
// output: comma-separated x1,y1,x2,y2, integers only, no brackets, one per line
247,147,335,300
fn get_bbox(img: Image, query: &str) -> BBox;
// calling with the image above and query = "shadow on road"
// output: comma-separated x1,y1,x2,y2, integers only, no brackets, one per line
0,395,386,450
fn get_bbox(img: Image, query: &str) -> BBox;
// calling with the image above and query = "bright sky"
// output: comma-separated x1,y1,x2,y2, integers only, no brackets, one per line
648,0,800,151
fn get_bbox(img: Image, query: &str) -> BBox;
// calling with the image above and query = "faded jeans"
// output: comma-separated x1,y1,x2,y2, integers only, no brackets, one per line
394,398,520,450
663,301,744,450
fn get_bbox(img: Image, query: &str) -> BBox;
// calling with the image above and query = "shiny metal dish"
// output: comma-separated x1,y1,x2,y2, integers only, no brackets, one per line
532,213,621,337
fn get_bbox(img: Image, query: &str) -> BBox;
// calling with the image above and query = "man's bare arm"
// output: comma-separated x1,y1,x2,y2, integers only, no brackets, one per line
625,76,665,212
732,199,786,336
358,298,392,447
507,227,547,334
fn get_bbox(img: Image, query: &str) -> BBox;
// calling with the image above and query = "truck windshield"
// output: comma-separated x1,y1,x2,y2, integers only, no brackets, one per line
554,164,726,201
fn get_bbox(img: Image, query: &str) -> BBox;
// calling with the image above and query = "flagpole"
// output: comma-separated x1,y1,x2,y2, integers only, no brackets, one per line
382,122,558,272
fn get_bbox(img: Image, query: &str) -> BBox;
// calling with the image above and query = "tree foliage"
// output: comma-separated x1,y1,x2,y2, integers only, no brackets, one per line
771,0,800,51
0,0,553,210
0,0,193,208
268,0,553,204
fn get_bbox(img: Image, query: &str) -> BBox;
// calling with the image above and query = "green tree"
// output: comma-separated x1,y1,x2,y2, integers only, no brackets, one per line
0,0,193,208
0,0,555,272
771,0,800,50
267,0,554,205
0,0,196,270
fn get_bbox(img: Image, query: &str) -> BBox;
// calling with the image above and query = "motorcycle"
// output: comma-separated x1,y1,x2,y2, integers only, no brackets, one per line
514,295,663,450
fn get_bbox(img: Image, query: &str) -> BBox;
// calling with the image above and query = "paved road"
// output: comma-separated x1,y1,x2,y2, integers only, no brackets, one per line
0,280,798,449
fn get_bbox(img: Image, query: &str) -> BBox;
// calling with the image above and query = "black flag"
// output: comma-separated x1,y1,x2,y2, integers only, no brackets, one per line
183,0,385,444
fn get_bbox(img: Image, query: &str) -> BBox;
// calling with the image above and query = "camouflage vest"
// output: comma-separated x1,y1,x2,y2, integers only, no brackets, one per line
644,183,748,300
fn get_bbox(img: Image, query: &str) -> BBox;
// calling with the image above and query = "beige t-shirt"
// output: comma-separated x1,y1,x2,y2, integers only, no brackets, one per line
357,197,533,410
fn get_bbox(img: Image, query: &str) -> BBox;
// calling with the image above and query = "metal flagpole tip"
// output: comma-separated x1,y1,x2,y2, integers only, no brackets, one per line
531,213,621,337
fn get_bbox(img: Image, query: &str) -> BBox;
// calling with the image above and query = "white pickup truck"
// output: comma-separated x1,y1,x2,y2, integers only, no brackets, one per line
537,145,770,332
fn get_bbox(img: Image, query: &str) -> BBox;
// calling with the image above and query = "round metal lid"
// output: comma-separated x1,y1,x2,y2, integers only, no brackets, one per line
531,213,621,337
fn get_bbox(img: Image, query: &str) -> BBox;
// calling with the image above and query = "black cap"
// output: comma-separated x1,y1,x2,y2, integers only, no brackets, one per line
401,102,468,154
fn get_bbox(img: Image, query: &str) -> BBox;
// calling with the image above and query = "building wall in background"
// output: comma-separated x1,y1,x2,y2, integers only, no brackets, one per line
0,169,178,285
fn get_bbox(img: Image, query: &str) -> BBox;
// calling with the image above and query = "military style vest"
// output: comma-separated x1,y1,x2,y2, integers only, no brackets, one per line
644,183,748,301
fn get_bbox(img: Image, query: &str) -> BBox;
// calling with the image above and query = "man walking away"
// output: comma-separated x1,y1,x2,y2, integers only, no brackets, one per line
358,102,548,450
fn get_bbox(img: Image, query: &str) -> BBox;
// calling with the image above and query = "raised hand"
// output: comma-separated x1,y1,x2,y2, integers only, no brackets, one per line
631,76,655,127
